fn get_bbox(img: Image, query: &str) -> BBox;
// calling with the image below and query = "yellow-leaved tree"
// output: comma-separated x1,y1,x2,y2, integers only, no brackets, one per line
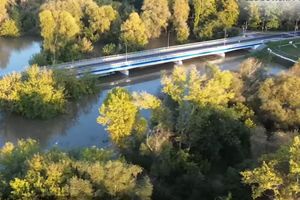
121,12,148,50
141,0,171,38
172,0,190,42
242,135,300,200
97,87,141,146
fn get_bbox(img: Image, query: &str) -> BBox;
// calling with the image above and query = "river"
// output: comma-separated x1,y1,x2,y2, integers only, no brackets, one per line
0,37,288,149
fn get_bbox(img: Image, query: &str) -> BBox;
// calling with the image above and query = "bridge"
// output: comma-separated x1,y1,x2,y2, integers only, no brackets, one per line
54,32,300,76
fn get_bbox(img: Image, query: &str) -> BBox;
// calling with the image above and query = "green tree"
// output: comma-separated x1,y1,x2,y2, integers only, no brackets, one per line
161,65,252,164
242,135,300,200
141,0,171,38
0,65,66,119
0,19,20,37
172,0,190,42
257,74,300,129
84,2,117,42
0,139,153,199
121,12,148,49
262,4,281,30
39,10,80,63
192,0,217,38
247,2,261,30
97,87,140,145
217,0,240,29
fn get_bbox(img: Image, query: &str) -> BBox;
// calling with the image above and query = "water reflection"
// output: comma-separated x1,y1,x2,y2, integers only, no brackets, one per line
0,36,41,75
0,94,100,148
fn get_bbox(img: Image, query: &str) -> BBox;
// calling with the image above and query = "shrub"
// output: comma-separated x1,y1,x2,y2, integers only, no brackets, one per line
0,65,65,119
102,43,117,56
54,70,98,100
29,52,49,66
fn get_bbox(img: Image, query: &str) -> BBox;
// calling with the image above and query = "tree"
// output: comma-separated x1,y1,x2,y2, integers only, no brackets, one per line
257,74,300,129
161,65,252,164
242,135,300,200
238,58,265,99
217,0,240,29
0,19,20,37
192,0,217,38
162,65,236,107
247,2,261,30
121,12,148,49
39,10,80,63
0,65,66,119
97,87,140,145
0,139,153,199
0,0,8,24
192,0,216,33
39,0,117,63
141,0,171,39
84,2,117,42
262,4,281,30
172,0,190,42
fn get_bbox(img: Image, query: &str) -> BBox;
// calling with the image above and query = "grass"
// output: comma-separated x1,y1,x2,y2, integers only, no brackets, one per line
251,38,300,63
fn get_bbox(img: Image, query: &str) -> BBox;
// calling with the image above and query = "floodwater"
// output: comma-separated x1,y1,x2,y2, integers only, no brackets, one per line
0,36,41,76
0,36,289,149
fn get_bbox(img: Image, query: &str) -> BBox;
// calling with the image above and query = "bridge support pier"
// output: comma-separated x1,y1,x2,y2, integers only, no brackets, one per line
119,70,129,76
217,52,226,58
174,60,183,65
251,45,261,50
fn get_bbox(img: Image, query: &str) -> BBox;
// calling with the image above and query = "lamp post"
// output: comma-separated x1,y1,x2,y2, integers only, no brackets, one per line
167,31,170,48
125,43,128,62
224,28,227,46
294,20,299,37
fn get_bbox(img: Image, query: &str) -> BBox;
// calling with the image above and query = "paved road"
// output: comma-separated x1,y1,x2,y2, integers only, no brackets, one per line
54,31,300,76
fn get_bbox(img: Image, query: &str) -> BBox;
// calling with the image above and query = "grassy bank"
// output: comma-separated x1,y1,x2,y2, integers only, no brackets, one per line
251,38,300,64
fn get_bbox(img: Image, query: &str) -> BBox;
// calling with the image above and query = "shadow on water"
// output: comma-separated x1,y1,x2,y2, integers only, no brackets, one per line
0,36,41,74
0,94,100,148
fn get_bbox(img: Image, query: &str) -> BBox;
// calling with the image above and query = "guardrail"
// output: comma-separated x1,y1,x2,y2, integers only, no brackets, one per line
76,40,265,75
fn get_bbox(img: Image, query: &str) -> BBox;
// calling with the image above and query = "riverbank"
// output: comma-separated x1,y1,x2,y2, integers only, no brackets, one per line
251,37,300,66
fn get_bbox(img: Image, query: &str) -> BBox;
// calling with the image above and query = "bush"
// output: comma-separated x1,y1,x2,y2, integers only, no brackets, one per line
54,70,98,100
102,43,117,56
0,65,98,119
0,65,65,119
29,52,49,66
227,27,240,37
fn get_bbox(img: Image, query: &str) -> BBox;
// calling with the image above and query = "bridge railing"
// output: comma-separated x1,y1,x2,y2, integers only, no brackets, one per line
75,40,265,74
54,37,231,68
